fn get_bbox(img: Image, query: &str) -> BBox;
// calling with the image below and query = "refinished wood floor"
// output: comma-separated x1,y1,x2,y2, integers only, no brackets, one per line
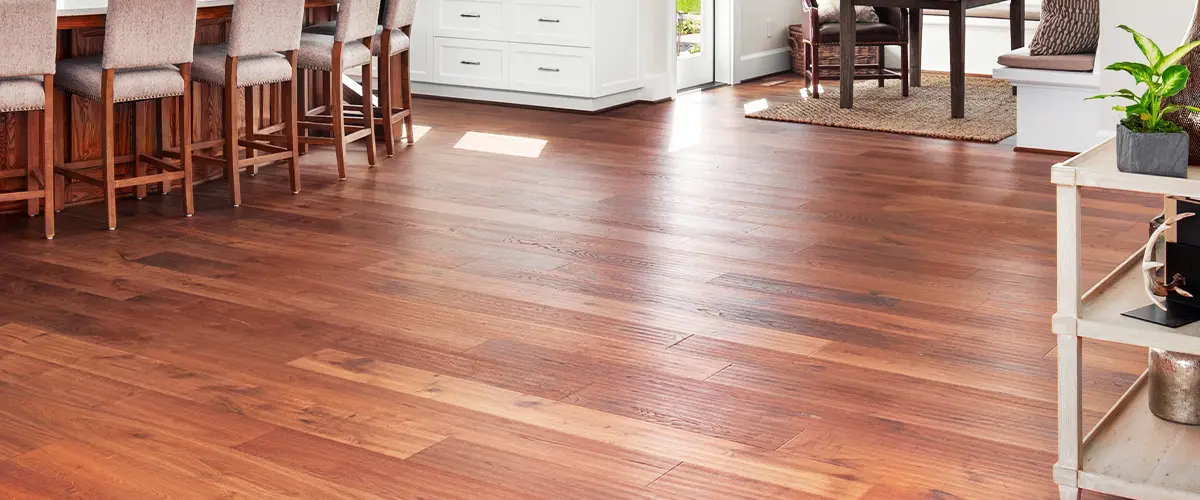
0,75,1153,499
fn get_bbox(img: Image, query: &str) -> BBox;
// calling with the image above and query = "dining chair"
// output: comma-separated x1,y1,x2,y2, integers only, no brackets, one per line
191,0,306,206
306,0,418,157
54,0,198,230
0,0,57,239
297,0,381,179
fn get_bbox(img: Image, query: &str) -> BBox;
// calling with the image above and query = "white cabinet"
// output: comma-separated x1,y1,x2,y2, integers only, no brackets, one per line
509,43,591,97
410,0,642,111
433,37,509,89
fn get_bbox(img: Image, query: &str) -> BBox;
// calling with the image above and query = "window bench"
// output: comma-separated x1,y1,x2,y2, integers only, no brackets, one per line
994,48,1099,153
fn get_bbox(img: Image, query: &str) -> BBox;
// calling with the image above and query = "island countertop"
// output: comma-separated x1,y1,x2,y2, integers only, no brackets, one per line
55,0,337,28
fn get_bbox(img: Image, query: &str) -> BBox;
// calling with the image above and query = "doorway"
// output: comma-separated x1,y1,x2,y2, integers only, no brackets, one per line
676,0,715,90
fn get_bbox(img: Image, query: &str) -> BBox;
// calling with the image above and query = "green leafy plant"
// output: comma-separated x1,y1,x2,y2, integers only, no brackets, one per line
1088,25,1200,133
677,16,700,36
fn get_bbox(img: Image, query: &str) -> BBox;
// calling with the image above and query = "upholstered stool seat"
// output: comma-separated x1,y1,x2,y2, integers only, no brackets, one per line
192,44,293,87
298,33,372,70
304,22,410,55
0,76,47,113
56,57,185,103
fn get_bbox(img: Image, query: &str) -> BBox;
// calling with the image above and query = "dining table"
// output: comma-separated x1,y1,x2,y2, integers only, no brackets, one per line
838,0,1025,118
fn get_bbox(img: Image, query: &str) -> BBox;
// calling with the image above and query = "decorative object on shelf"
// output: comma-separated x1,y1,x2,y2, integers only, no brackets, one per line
1166,0,1200,163
1089,25,1200,178
1149,348,1200,424
1123,205,1200,327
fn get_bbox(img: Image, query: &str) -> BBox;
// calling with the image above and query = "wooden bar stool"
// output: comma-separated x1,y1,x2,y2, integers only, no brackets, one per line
0,1,57,239
54,0,197,231
191,0,306,207
305,0,418,157
296,0,381,179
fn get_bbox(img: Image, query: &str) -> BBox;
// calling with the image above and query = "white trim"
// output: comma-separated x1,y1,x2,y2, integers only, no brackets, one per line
735,47,791,82
413,82,644,112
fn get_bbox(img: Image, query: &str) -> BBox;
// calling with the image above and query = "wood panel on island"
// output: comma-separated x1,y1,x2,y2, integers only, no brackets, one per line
0,0,340,218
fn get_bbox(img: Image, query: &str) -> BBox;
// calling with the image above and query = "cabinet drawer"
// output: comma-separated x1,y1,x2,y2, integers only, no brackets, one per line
509,43,591,97
433,38,508,89
435,0,504,40
507,0,592,47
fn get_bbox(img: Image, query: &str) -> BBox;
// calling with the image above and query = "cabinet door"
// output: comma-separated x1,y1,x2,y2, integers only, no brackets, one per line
433,37,509,89
409,0,435,82
509,42,592,97
434,0,505,41
506,0,592,48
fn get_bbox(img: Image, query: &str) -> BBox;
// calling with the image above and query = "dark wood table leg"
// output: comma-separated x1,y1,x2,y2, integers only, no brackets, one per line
949,3,965,118
1011,0,1025,49
909,8,922,88
840,0,856,109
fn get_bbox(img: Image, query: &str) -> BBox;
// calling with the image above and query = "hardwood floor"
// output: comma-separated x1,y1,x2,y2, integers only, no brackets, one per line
0,74,1153,499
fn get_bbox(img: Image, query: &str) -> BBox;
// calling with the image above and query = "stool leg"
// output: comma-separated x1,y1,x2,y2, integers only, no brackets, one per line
379,38,395,158
331,44,348,180
180,65,194,218
101,69,117,231
244,85,258,177
155,98,170,195
224,57,241,207
362,58,377,167
133,103,147,199
298,69,309,155
400,48,413,145
285,51,301,194
26,111,39,218
42,75,54,240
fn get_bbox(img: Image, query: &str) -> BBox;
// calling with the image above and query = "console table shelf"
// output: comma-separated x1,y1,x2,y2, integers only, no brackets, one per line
1052,137,1200,500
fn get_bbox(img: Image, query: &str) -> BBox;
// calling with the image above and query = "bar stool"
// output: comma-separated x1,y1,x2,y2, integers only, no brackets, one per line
191,0,306,207
55,0,197,231
305,0,418,157
297,0,381,179
0,1,56,239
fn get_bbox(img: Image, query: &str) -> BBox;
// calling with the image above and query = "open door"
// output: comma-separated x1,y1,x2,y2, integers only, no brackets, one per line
676,0,715,90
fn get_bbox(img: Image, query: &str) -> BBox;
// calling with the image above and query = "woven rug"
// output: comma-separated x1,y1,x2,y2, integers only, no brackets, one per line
746,74,1016,143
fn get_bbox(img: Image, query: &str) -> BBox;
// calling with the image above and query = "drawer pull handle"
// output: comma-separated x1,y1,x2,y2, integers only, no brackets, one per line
460,12,481,18
537,18,560,23
461,60,482,66
538,67,560,72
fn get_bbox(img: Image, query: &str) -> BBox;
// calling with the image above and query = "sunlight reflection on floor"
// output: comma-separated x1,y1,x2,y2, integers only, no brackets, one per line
454,131,548,158
668,90,704,153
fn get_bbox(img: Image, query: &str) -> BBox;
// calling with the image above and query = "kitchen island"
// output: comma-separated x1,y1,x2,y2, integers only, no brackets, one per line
0,1,337,214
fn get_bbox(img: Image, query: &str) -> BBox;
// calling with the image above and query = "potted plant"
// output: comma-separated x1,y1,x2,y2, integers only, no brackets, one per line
1089,25,1200,178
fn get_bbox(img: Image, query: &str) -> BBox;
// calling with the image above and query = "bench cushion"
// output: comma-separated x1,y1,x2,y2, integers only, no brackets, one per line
998,47,1094,72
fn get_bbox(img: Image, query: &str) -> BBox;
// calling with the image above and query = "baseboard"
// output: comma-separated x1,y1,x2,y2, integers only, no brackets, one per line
638,72,673,102
1014,146,1078,156
736,47,792,83
411,83,643,113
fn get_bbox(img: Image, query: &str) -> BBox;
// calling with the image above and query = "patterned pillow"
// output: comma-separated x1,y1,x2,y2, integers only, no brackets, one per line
1029,0,1100,56
816,2,880,25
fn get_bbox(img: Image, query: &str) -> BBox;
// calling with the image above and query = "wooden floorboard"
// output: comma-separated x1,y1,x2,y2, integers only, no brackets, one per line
0,74,1140,499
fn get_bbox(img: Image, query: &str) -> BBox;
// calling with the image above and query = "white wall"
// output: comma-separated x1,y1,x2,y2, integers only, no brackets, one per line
1095,0,1196,135
734,0,805,81
640,0,674,101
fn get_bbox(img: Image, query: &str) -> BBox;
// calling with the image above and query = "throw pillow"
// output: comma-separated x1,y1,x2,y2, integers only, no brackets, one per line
1028,0,1100,56
816,2,880,25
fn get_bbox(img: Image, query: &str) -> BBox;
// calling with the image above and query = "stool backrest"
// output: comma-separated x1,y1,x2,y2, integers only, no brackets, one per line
103,0,198,70
229,0,307,57
336,0,382,43
0,0,57,78
382,0,419,30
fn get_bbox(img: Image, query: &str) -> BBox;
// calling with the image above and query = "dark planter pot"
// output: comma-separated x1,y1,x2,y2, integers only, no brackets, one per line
1116,123,1189,178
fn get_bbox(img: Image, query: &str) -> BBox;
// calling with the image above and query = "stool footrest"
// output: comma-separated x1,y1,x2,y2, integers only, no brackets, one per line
113,171,184,189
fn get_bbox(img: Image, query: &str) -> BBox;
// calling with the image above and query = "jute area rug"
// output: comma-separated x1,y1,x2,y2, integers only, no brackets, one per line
746,74,1016,143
